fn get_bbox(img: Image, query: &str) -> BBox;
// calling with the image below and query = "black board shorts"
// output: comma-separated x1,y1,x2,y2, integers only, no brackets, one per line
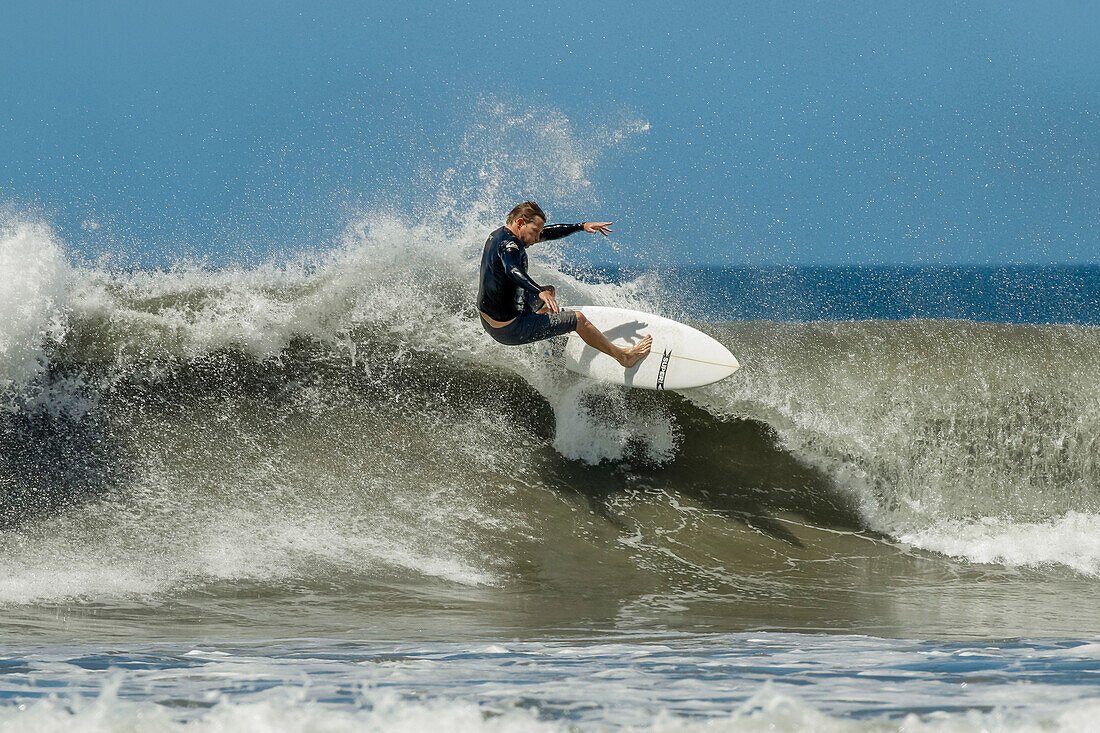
481,310,579,346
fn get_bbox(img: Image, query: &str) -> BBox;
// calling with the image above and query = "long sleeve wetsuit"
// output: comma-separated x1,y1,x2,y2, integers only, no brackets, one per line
476,224,583,321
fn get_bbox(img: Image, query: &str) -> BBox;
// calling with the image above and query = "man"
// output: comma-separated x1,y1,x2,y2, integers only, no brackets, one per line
477,201,652,368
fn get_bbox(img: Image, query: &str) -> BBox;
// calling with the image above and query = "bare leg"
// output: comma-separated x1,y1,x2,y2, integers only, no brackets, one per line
575,312,652,369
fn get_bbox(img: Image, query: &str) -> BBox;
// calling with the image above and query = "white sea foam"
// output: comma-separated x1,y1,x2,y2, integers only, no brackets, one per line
1,691,549,733
898,511,1100,576
552,382,680,466
0,220,71,398
2,661,1099,733
0,497,501,605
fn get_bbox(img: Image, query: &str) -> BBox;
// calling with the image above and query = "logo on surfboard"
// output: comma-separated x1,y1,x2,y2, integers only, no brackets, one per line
655,349,672,390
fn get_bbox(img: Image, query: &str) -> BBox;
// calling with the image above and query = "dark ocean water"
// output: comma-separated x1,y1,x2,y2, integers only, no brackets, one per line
571,265,1100,324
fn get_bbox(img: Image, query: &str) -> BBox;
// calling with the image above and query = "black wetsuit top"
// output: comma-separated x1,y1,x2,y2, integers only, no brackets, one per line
476,224,583,321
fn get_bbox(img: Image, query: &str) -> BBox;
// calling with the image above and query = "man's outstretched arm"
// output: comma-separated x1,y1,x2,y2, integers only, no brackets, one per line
538,222,614,241
537,222,614,242
538,223,584,241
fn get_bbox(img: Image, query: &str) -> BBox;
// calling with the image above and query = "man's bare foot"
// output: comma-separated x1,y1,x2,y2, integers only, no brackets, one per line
616,334,652,369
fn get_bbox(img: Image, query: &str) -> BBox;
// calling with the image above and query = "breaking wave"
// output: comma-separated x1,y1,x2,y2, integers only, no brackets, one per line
1,105,1098,622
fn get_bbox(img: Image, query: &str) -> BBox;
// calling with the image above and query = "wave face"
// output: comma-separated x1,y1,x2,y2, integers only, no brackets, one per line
706,320,1100,539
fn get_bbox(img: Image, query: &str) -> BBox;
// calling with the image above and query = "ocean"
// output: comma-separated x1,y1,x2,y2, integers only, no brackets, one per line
1,218,1099,731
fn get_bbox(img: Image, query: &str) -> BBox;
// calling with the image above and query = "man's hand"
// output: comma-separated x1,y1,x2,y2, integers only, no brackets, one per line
538,287,561,314
583,222,613,237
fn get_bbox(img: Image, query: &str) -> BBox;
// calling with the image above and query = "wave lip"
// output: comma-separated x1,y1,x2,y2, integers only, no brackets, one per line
0,221,71,396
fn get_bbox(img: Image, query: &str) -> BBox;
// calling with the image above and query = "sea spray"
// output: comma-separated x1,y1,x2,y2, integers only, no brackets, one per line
0,220,71,399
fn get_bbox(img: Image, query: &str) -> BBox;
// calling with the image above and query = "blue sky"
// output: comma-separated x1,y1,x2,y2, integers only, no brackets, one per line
1,1,1096,266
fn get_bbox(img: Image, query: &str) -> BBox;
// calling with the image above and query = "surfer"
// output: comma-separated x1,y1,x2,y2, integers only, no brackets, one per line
478,201,652,368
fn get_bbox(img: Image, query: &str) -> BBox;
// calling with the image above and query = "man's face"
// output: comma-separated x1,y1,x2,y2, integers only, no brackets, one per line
515,217,545,246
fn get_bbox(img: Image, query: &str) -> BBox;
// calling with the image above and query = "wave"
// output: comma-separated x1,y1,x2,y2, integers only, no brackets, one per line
1,105,1099,609
1,213,1098,609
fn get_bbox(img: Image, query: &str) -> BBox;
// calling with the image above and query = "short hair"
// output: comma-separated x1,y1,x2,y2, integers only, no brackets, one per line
506,201,547,225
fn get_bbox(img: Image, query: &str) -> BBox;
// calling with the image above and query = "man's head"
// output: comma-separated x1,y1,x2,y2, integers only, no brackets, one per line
506,201,546,246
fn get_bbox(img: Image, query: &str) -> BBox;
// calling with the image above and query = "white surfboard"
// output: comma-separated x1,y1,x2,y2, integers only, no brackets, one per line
563,306,739,390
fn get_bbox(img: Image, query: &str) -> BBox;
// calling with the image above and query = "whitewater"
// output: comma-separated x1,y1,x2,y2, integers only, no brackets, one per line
2,111,1099,730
